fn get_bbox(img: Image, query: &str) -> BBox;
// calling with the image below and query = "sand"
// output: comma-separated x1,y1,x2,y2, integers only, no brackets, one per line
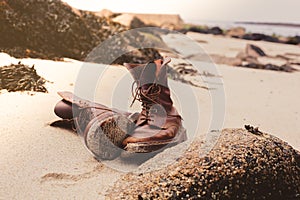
0,32,300,199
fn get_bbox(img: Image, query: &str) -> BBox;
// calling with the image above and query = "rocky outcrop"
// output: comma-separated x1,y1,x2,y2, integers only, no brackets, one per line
236,44,266,61
240,34,300,45
185,24,300,45
242,33,280,43
0,0,161,64
108,128,300,199
241,63,296,72
211,44,266,67
287,36,300,45
235,44,297,72
245,44,266,57
188,26,223,35
209,43,297,72
94,9,114,18
226,27,246,38
118,13,184,30
138,13,184,30
112,13,146,29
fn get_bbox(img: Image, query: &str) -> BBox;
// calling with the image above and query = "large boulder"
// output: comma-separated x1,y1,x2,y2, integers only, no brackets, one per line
108,128,300,199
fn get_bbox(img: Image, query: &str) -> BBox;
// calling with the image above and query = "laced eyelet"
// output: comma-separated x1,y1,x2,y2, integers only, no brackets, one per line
150,108,157,114
130,81,161,122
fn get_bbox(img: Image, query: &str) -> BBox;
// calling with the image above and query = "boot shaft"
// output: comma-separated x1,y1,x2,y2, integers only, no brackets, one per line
124,57,173,112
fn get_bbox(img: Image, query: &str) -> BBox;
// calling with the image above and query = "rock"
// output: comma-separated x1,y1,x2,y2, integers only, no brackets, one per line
235,44,265,66
94,9,114,18
245,44,266,57
112,12,185,30
226,27,246,38
240,63,297,72
107,128,300,199
286,36,300,45
130,13,185,30
188,26,223,35
278,36,290,43
204,44,266,67
188,26,209,34
112,13,146,29
0,0,161,64
210,26,223,35
242,33,279,43
234,43,297,72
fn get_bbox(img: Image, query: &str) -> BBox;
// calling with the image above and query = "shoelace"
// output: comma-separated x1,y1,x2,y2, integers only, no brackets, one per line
130,80,161,122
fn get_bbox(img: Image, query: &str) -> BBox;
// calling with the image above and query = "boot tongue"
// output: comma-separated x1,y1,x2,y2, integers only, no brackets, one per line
140,62,157,87
139,60,168,88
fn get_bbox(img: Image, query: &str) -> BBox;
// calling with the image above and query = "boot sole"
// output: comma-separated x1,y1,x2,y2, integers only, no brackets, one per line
124,126,187,153
84,115,134,160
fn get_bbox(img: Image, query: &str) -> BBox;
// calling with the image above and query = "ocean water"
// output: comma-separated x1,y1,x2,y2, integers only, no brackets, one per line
185,19,300,37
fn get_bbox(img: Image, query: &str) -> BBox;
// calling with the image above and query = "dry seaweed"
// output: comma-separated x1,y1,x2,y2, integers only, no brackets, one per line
0,62,47,92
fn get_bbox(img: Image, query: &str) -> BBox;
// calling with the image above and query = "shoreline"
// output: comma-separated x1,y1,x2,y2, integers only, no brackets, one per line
235,21,300,28
184,19,300,38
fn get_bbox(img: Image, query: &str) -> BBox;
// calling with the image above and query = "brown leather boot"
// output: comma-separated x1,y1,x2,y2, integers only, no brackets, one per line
123,57,187,152
54,91,135,160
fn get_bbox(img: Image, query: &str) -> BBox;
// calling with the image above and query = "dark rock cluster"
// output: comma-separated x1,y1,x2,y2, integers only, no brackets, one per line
236,44,298,72
188,26,223,35
184,25,300,45
286,36,300,45
0,0,161,64
211,44,298,72
0,62,47,92
242,33,280,43
241,63,297,73
107,128,300,199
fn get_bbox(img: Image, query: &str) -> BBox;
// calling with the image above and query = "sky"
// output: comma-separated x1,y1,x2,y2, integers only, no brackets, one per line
62,0,300,23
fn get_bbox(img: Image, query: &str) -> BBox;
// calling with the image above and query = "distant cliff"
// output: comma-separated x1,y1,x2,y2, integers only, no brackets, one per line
105,10,184,30
129,13,184,29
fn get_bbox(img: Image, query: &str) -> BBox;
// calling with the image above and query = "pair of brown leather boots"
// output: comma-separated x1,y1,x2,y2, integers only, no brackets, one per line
54,57,187,160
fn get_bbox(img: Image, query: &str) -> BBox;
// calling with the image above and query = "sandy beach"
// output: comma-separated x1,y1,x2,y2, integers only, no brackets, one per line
1,32,300,199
